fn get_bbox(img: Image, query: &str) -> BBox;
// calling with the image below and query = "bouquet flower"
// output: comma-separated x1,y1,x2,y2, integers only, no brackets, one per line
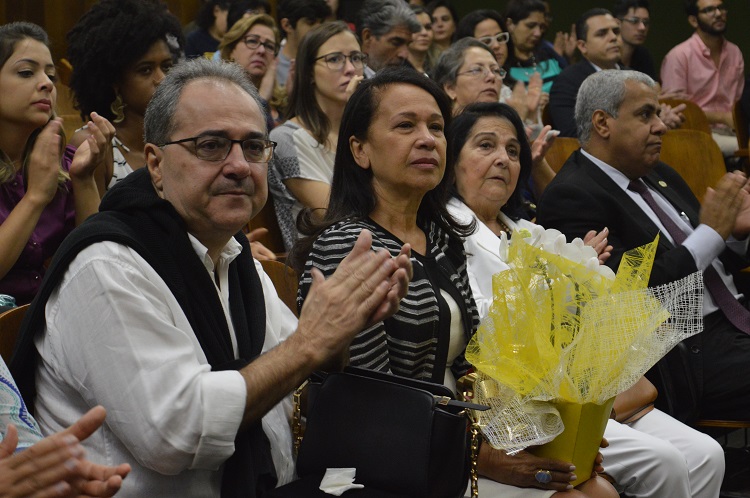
465,226,703,482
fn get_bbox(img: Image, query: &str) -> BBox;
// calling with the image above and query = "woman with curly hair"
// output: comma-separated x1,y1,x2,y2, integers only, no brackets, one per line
66,0,183,190
0,22,113,304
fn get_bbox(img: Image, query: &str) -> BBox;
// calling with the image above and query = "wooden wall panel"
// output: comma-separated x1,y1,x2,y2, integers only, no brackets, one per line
1,0,203,63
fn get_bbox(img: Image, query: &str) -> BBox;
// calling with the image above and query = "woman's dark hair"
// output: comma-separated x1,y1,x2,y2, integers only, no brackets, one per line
288,21,357,145
426,0,459,37
504,0,546,25
67,0,184,121
455,9,506,40
503,0,547,68
0,21,47,68
447,102,532,220
411,5,428,16
291,66,473,272
197,0,233,30
431,38,495,91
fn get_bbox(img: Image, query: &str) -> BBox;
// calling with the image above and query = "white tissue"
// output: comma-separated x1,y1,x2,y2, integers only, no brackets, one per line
319,468,365,496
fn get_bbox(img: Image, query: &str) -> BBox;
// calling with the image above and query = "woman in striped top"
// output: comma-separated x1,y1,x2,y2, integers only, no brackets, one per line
293,66,478,393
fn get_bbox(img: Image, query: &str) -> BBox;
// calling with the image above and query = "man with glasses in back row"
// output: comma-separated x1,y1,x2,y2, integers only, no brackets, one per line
11,58,412,497
661,0,744,156
549,8,684,138
613,0,656,79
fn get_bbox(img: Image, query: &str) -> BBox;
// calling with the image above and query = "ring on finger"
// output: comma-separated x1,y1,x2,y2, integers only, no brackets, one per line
535,469,552,484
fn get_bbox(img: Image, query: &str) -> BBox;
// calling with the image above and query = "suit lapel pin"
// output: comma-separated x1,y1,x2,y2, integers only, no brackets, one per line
658,181,667,188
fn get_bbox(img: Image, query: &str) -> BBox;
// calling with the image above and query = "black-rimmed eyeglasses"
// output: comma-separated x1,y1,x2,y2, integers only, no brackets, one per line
620,16,650,27
476,33,510,46
315,51,369,71
243,35,278,55
697,4,727,15
159,135,277,163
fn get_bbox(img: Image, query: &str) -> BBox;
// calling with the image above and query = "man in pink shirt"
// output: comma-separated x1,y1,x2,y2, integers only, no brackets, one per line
660,0,744,155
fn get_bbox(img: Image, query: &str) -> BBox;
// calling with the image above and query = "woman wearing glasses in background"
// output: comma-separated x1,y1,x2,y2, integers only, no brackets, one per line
455,9,546,127
433,38,556,205
219,14,283,128
268,22,365,250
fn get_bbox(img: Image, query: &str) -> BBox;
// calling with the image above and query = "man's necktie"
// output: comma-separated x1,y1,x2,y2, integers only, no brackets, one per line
628,178,750,334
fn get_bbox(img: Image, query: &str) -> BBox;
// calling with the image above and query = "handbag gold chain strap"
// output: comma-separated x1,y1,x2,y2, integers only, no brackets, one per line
458,373,481,498
292,380,307,458
469,412,480,498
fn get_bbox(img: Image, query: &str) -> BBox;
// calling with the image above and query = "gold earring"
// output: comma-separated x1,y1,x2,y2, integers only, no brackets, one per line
110,91,126,124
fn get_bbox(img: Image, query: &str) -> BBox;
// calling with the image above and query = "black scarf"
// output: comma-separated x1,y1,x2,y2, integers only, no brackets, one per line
11,168,276,497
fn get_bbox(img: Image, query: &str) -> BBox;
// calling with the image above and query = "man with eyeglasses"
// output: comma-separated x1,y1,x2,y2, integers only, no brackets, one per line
661,0,743,156
357,0,421,77
612,0,656,79
13,58,411,497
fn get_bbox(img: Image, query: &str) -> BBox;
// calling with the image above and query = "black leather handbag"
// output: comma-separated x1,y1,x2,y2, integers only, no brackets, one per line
288,367,486,498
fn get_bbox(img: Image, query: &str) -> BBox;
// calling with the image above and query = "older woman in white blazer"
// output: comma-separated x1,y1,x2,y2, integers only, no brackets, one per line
446,101,609,316
446,101,725,498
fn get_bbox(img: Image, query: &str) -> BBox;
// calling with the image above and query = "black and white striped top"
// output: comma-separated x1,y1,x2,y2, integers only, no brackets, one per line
299,218,479,383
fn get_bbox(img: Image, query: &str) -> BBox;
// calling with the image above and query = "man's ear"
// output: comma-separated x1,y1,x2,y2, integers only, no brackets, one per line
350,135,370,169
577,38,587,57
591,109,611,139
145,143,165,197
361,27,373,52
687,14,698,30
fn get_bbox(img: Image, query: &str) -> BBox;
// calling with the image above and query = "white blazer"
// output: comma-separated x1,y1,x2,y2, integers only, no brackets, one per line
447,198,535,318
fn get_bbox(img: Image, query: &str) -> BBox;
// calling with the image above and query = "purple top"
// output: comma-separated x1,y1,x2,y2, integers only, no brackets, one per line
0,145,77,304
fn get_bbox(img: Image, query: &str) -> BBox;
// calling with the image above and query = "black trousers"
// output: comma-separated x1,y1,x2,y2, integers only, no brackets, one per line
684,309,750,421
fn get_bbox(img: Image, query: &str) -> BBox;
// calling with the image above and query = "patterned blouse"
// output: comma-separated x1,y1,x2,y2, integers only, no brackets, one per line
299,217,479,383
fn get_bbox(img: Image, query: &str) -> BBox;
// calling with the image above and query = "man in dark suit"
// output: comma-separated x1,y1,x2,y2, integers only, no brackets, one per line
548,8,684,138
537,69,750,422
549,9,621,137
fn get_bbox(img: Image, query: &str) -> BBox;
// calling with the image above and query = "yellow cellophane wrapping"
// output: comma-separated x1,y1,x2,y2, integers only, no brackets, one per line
465,233,703,455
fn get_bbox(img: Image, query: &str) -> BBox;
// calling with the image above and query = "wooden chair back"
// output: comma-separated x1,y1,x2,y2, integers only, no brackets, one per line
58,58,73,87
0,304,29,364
545,137,580,173
660,99,711,135
247,193,287,256
659,129,726,204
260,260,299,317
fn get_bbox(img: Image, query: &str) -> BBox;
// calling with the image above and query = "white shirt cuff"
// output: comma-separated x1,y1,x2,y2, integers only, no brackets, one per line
193,370,247,469
683,224,727,271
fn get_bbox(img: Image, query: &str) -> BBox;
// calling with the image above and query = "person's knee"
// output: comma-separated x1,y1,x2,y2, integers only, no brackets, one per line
552,476,619,498
691,432,725,475
637,438,691,488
